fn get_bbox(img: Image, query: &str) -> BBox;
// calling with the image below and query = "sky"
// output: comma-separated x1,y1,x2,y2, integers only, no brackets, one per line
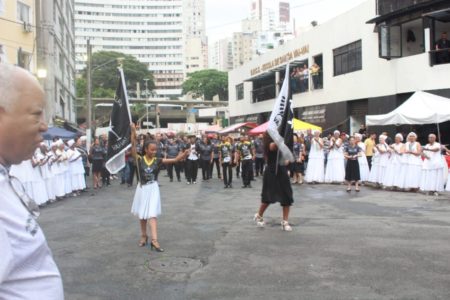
205,0,368,43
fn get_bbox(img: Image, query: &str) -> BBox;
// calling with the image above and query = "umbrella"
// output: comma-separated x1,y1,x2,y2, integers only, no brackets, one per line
249,119,322,135
204,124,222,133
219,122,258,134
42,127,77,140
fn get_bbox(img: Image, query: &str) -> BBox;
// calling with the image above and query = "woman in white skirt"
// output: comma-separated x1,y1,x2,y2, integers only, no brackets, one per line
368,135,390,186
355,133,370,182
382,133,406,190
30,148,50,205
420,134,445,195
304,130,324,183
325,130,345,183
37,143,56,202
403,132,423,191
67,138,86,195
130,123,188,252
51,142,66,199
58,141,73,196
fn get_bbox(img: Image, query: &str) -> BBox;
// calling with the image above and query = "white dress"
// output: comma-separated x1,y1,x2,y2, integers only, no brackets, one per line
305,138,324,183
324,139,345,183
53,150,66,197
30,152,49,206
67,148,86,191
403,142,423,189
368,144,390,184
420,143,445,192
39,152,56,202
357,142,370,182
382,143,406,188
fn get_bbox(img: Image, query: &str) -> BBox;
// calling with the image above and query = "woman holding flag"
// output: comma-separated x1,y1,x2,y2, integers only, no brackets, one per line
130,123,188,252
253,63,295,232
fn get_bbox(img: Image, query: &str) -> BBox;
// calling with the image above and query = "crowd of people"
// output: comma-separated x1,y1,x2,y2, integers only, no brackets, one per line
302,129,450,195
289,62,322,93
10,137,88,207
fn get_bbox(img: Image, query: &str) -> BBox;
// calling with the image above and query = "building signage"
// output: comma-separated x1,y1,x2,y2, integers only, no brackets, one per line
250,45,309,76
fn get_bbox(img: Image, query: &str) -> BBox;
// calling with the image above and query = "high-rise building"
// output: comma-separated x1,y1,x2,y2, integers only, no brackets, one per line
231,0,293,69
183,0,208,75
0,0,36,70
36,0,77,123
209,38,233,72
74,0,207,99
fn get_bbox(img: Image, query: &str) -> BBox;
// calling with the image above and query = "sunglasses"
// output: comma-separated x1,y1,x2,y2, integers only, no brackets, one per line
8,175,40,218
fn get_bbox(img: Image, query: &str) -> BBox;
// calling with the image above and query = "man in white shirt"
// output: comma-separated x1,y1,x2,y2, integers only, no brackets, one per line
0,63,64,299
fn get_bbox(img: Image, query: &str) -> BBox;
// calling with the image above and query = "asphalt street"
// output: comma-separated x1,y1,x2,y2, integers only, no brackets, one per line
39,172,450,300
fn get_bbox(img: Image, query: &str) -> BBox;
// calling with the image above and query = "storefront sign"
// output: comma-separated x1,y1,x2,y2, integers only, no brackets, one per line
250,45,309,76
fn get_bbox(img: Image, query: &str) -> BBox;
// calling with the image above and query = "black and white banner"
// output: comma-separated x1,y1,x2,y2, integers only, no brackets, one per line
267,63,294,165
105,68,132,174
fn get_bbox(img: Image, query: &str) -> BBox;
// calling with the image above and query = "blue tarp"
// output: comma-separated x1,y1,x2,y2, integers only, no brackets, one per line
42,127,77,140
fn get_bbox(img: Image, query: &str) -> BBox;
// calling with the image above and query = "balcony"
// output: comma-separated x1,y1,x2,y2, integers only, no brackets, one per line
377,0,433,16
251,84,276,103
429,49,450,66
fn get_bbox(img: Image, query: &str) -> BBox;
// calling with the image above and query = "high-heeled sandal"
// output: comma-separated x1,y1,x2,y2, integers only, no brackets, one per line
253,213,265,227
138,235,148,247
150,239,164,252
281,220,292,232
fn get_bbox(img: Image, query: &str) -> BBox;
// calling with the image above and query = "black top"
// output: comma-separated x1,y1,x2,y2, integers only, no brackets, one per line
198,143,212,160
345,145,361,160
91,145,105,160
137,156,162,184
166,144,180,158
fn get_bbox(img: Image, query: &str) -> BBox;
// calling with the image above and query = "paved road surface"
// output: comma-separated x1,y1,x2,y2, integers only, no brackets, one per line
39,174,450,300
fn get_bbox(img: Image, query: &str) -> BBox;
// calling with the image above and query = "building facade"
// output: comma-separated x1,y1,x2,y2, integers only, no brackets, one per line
36,0,77,123
228,0,450,139
0,0,36,70
75,0,207,99
209,38,233,72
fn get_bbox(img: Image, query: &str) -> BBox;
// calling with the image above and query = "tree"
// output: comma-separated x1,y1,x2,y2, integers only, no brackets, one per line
76,51,154,99
182,69,228,100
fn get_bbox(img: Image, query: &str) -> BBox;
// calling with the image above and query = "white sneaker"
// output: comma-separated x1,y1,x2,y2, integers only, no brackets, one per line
281,220,292,232
253,213,265,227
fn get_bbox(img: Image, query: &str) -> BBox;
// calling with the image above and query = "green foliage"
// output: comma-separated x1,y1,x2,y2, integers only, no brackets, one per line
182,69,228,100
131,103,146,117
77,51,154,98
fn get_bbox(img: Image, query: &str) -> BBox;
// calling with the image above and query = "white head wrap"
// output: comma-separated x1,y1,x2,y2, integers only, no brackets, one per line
407,132,417,138
395,133,404,142
51,142,58,148
333,130,340,135
354,133,362,140
379,135,387,141
67,139,75,147
80,136,87,141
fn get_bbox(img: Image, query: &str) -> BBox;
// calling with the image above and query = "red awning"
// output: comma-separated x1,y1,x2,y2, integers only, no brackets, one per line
218,122,258,134
248,122,269,135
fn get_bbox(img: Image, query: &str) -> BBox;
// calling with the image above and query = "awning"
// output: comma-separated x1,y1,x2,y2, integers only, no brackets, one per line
248,119,322,135
422,8,450,22
366,0,448,25
42,127,78,140
366,91,450,126
219,122,258,134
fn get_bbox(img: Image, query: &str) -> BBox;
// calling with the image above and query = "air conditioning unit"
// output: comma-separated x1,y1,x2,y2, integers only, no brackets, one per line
23,22,32,33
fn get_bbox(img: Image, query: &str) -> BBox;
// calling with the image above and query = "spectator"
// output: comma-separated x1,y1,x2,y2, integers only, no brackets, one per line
364,132,377,169
310,63,321,89
0,63,64,299
435,32,449,64
302,64,309,91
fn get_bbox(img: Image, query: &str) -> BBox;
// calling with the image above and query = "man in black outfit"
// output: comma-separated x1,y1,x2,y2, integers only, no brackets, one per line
165,138,182,182
435,32,450,64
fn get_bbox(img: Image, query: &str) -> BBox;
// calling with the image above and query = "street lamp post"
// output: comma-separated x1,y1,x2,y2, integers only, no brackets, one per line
86,39,92,150
144,78,149,129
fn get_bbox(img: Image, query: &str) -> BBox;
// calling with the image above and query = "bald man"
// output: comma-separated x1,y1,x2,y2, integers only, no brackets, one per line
0,63,64,299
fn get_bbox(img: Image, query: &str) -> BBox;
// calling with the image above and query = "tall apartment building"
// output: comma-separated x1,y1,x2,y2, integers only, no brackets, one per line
231,0,293,69
36,0,77,123
74,0,207,99
183,0,208,75
209,38,233,72
0,0,36,70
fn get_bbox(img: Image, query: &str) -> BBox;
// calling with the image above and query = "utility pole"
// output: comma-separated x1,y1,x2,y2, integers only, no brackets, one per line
86,39,92,149
144,78,149,129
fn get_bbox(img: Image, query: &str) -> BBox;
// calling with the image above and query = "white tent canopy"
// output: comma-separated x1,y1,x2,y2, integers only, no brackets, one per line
366,91,450,126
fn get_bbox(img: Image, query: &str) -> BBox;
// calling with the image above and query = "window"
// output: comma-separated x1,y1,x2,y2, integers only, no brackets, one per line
17,1,30,23
379,25,401,59
0,0,4,15
17,48,31,70
236,83,244,100
333,40,362,76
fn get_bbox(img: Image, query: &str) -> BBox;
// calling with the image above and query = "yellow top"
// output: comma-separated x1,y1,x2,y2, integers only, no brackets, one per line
364,138,375,156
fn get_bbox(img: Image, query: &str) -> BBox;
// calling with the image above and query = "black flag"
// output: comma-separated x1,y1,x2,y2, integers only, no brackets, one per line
267,63,294,165
105,68,131,174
